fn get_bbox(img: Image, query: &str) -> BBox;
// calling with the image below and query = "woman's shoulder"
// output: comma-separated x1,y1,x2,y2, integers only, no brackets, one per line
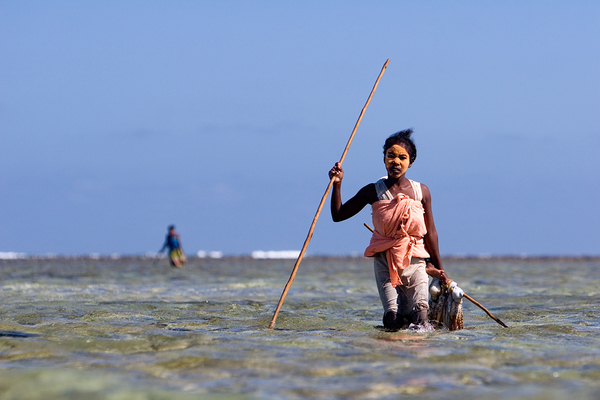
357,182,378,204
417,181,430,192
415,181,431,203
408,179,429,190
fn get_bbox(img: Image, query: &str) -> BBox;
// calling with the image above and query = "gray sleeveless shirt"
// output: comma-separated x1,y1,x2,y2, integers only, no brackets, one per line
374,178,423,202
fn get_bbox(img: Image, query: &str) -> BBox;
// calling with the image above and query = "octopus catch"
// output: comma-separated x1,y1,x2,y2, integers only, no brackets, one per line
428,278,464,331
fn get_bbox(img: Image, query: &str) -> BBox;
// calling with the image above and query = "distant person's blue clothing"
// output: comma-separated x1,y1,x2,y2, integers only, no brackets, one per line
160,234,180,253
158,227,186,267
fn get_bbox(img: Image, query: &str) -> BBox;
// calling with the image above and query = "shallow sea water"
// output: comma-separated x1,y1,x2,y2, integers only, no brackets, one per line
0,256,599,399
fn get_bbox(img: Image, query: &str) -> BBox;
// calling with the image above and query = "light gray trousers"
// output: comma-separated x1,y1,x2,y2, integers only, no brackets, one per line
373,252,429,317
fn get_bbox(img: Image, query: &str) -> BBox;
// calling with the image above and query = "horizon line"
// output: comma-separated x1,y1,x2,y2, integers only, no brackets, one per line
1,251,599,261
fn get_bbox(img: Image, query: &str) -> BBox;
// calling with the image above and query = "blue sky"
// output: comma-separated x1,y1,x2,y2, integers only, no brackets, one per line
1,1,599,256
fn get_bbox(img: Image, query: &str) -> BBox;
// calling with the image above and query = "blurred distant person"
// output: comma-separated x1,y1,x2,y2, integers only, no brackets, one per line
158,225,186,267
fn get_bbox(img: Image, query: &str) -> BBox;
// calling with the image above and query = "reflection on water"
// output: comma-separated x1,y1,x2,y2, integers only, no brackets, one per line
1,257,599,399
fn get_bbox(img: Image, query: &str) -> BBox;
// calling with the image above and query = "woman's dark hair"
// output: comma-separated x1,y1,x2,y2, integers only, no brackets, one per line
383,129,417,164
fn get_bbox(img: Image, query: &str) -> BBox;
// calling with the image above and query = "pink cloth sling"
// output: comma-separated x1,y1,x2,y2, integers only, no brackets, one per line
364,187,430,287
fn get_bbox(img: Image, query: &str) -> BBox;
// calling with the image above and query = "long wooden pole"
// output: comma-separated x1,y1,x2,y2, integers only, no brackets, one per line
268,59,390,329
363,223,508,328
462,293,508,328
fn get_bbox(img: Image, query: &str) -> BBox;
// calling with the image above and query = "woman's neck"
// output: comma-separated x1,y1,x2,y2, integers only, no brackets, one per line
385,175,414,198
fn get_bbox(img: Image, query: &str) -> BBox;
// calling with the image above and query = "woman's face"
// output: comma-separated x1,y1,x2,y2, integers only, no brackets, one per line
384,144,411,178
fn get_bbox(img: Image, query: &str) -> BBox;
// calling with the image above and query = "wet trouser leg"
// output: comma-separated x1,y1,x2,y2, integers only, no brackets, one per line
399,258,430,326
374,252,401,329
374,253,429,328
374,252,398,314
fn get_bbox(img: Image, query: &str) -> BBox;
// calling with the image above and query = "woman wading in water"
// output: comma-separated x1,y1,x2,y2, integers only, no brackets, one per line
329,129,448,330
